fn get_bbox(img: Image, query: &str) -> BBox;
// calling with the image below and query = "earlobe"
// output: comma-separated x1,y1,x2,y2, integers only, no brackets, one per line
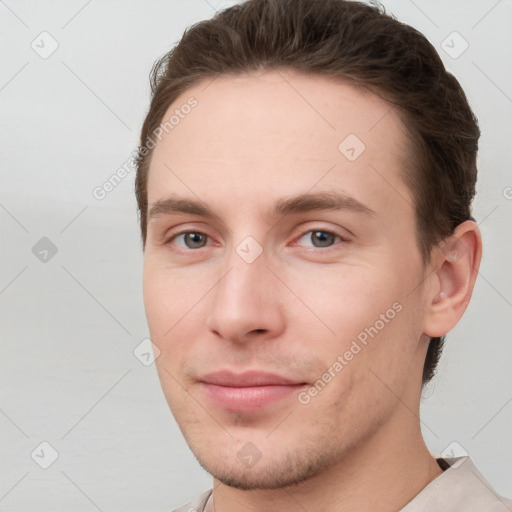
423,221,482,338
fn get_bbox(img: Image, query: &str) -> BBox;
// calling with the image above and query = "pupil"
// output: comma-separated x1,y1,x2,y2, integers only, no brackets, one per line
313,231,333,247
186,233,205,248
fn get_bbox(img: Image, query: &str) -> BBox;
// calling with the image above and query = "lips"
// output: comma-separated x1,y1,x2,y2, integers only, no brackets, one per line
198,370,307,412
200,370,303,387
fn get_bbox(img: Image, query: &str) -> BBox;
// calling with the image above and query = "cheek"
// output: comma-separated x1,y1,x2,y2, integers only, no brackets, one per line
285,263,398,342
143,261,195,367
286,261,420,387
143,264,200,409
142,265,171,342
143,259,202,333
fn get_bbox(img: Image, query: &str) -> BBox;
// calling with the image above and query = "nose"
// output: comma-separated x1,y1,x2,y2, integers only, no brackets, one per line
206,248,286,344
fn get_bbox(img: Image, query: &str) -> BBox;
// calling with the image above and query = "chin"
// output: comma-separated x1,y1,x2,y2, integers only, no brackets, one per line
194,447,335,491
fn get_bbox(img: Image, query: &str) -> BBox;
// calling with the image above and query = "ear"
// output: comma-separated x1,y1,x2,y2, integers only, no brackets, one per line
422,220,482,338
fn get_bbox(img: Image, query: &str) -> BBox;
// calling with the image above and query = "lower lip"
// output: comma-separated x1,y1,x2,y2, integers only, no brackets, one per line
199,383,305,412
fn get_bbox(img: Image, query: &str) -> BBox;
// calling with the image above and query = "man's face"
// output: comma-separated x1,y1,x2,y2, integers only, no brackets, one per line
143,70,432,489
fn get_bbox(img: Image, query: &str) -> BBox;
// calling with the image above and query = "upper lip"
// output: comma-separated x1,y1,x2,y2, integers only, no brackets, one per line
199,370,305,387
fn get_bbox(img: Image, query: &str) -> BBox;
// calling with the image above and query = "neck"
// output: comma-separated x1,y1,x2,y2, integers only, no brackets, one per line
210,405,443,512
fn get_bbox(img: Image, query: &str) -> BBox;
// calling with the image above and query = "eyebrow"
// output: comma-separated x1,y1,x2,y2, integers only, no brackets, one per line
147,191,375,221
271,191,375,217
148,197,214,220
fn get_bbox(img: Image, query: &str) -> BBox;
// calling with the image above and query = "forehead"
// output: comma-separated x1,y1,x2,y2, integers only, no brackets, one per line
147,69,413,219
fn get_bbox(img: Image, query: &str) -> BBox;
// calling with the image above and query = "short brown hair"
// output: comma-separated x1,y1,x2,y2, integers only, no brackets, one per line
135,0,480,384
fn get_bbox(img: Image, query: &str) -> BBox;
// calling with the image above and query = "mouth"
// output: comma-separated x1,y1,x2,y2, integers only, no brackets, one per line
198,370,308,413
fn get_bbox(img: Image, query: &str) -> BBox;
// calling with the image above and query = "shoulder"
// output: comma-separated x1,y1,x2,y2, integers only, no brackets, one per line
401,457,512,512
171,489,212,512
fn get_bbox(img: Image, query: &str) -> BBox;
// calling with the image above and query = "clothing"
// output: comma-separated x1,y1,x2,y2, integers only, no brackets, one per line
171,457,512,511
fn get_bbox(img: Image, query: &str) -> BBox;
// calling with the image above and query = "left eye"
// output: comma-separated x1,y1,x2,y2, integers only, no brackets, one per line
297,230,341,248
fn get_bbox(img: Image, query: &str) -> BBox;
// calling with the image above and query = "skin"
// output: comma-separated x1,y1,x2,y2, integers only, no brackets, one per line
142,69,482,512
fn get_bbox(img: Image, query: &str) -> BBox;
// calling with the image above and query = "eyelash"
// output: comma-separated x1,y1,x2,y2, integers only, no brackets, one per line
166,231,212,249
165,228,348,251
295,229,347,248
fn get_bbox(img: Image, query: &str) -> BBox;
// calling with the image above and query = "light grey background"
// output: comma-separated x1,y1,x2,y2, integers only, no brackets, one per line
1,0,511,510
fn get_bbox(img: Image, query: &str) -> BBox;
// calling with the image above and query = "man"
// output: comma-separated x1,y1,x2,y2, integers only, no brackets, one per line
135,0,512,510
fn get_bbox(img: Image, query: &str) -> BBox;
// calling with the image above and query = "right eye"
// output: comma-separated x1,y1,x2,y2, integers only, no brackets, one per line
169,231,210,250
